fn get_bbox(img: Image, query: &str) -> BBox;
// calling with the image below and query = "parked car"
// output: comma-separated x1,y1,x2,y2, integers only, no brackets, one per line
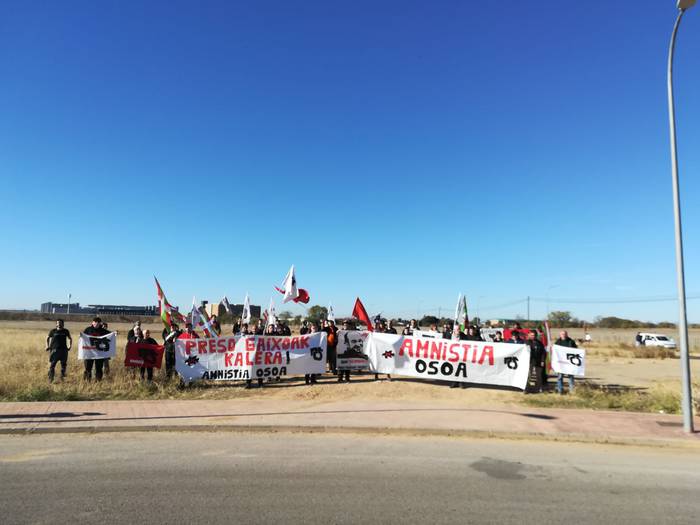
637,333,677,349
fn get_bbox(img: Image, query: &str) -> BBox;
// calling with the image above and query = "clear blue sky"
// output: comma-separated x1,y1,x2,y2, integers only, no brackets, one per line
2,1,700,322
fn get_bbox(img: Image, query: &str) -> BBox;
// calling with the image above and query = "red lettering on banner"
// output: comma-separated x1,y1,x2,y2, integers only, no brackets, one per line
282,338,290,350
399,339,414,357
271,338,281,351
448,343,460,362
257,339,265,352
228,338,236,352
430,341,443,360
198,340,207,354
291,338,299,350
245,338,254,352
416,339,430,359
272,352,282,365
225,353,233,367
185,341,196,355
234,353,243,366
299,336,310,348
255,351,263,365
478,346,494,366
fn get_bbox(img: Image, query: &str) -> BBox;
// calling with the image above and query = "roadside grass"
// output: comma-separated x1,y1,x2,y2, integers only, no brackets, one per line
522,382,698,414
584,342,678,359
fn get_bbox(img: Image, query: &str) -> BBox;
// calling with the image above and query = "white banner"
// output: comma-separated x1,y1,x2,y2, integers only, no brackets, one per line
550,344,586,377
175,333,327,384
336,330,370,371
412,329,442,339
78,332,117,360
366,333,530,390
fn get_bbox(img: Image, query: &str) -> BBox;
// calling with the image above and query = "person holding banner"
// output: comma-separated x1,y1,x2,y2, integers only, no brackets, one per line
526,330,546,393
554,331,577,394
139,330,158,381
162,323,181,379
305,323,320,385
323,320,338,375
83,317,109,381
46,319,72,382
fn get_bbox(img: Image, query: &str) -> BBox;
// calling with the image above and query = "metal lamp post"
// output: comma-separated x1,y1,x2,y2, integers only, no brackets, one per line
667,0,696,433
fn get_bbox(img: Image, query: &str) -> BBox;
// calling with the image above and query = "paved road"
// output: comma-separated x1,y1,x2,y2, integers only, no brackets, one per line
1,432,698,524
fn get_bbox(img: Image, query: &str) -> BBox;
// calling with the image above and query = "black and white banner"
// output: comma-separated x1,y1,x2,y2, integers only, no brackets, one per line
550,344,586,377
78,332,117,360
366,333,531,390
336,330,370,371
175,333,327,384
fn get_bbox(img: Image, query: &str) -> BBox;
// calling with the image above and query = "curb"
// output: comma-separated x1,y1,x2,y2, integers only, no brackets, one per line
2,423,698,449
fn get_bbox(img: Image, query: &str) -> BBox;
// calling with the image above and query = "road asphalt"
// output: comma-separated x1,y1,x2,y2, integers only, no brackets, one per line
1,431,698,525
1,399,698,447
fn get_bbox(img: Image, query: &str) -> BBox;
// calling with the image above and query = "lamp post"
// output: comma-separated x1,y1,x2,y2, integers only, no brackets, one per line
667,0,695,433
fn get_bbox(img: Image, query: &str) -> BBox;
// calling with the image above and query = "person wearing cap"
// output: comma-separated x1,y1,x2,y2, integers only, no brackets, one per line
83,317,109,381
46,319,72,382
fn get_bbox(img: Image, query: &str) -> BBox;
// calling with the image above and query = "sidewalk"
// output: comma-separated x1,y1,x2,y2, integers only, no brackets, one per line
1,399,698,447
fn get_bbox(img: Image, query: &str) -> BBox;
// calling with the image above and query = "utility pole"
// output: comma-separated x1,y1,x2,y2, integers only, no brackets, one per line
527,296,530,322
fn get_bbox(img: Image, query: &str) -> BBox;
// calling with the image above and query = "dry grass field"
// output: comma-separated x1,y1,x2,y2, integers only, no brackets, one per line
1,320,698,415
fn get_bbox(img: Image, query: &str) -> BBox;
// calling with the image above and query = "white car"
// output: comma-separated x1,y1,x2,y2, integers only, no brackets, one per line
638,333,677,349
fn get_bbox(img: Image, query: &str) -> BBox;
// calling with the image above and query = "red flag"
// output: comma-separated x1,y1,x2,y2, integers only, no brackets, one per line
124,342,165,369
352,297,373,332
293,288,310,304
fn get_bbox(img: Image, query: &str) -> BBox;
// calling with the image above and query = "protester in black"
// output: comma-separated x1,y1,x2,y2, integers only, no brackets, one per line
139,329,158,381
83,317,109,381
526,330,546,393
46,319,72,382
162,323,181,380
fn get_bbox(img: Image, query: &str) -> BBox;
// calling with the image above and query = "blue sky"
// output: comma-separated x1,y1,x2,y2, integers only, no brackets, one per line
2,1,700,322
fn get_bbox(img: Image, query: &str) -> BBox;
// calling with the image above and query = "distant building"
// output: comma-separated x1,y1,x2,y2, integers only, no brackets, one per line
204,302,261,319
40,302,158,316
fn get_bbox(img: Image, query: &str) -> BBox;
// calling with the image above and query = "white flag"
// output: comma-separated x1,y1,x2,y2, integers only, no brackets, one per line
78,332,117,360
454,293,468,331
242,293,252,324
280,265,299,303
551,345,586,377
265,297,277,327
221,296,232,313
327,302,335,322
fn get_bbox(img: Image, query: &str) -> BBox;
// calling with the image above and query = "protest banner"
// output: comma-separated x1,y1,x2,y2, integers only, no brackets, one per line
336,330,370,371
550,344,586,377
124,342,165,369
175,333,327,384
365,333,530,390
78,332,117,360
412,329,442,339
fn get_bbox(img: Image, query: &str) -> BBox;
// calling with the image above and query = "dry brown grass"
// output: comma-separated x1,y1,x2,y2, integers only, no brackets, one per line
1,321,697,416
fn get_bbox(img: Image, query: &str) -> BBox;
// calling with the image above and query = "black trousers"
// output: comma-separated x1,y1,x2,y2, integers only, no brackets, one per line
140,367,154,380
49,349,68,381
83,359,104,381
529,365,544,392
165,348,176,378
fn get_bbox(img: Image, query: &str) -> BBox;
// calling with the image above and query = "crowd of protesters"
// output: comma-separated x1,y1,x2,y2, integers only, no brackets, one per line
44,317,578,395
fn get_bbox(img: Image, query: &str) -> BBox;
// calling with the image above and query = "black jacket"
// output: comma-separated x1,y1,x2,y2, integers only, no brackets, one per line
555,337,577,348
527,339,546,367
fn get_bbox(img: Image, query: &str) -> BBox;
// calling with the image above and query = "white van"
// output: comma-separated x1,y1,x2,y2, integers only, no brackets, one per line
638,333,677,349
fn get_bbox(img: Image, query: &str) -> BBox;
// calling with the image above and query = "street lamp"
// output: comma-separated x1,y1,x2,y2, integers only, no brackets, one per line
667,0,695,433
